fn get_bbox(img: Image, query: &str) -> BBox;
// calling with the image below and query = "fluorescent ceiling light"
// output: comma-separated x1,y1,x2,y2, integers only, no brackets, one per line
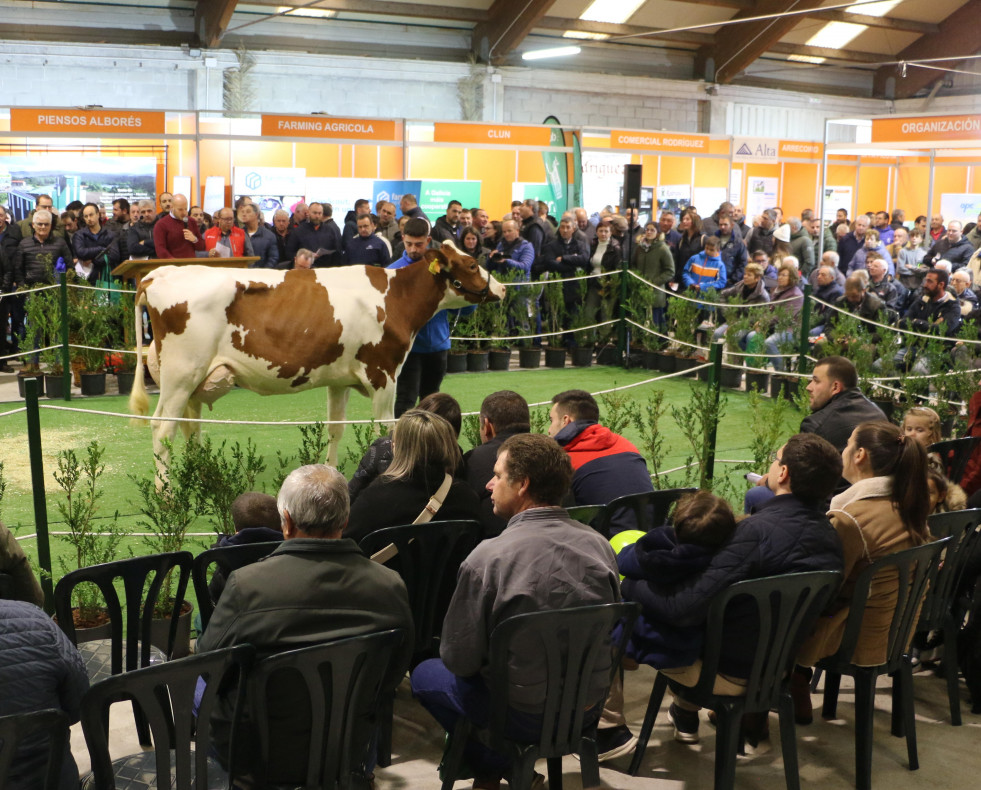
805,20,867,50
580,0,645,25
563,30,611,40
788,54,826,64
276,5,336,18
847,1,900,17
522,45,582,61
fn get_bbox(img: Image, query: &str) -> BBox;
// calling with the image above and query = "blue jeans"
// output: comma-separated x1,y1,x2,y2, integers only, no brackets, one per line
410,658,544,781
764,330,796,372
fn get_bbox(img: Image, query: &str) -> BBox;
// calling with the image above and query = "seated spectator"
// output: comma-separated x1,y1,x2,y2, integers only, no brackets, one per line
617,491,737,669
890,267,961,374
848,228,895,277
865,253,908,312
0,599,89,790
950,268,979,321
0,522,44,606
345,409,483,543
902,406,967,509
745,263,803,372
711,262,769,345
825,275,885,349
927,467,967,513
925,220,974,270
463,390,531,536
195,464,413,782
205,492,283,605
809,263,845,336
348,392,463,503
411,433,620,781
548,389,653,535
794,421,932,722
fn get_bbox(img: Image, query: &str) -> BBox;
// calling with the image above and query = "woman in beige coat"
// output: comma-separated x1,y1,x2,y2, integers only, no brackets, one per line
793,420,932,722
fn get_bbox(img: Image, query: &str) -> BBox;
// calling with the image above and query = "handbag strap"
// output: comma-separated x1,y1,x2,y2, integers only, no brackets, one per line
413,473,453,524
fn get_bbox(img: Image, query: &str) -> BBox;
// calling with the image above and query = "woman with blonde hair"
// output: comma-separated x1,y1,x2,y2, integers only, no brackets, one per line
345,409,484,542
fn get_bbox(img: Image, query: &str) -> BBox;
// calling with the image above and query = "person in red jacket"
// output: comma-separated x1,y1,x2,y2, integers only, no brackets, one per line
152,194,205,259
204,207,254,258
547,389,654,535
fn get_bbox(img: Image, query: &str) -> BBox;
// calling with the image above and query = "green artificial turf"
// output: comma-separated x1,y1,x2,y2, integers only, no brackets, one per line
1,365,807,579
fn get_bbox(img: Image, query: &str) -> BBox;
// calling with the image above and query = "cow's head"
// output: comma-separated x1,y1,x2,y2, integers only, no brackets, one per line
426,241,505,307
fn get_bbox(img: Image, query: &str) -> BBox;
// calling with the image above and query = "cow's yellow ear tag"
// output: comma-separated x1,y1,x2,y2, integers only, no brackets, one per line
428,260,442,275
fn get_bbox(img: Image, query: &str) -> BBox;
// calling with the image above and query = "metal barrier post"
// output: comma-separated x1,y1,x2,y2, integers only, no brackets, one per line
704,341,724,484
798,283,813,376
25,378,54,613
59,272,71,401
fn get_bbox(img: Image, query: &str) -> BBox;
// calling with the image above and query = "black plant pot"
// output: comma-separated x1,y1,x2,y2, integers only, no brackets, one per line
488,348,512,371
769,375,797,402
467,351,489,372
544,347,566,369
44,373,66,399
596,345,621,366
642,350,660,370
17,373,44,398
80,372,107,396
571,347,593,367
446,352,468,374
656,352,677,373
675,356,699,378
720,367,743,389
871,397,896,421
518,347,541,369
745,371,770,394
115,370,136,395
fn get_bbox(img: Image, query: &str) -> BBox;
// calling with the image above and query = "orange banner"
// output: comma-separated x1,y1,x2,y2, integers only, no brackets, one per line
779,140,823,159
261,115,399,141
11,108,165,134
872,115,981,144
609,130,710,152
433,123,551,146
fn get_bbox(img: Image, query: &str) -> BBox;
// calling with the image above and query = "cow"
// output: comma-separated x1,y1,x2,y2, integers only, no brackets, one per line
129,241,504,474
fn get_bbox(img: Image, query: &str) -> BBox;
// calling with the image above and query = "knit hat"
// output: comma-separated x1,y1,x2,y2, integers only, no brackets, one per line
774,223,791,242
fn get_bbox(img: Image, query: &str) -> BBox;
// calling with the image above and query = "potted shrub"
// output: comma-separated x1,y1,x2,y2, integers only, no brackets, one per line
71,278,111,396
666,290,701,376
540,277,568,368
53,440,122,638
487,269,520,371
22,283,68,398
462,307,490,372
110,288,138,395
718,301,749,390
446,312,469,374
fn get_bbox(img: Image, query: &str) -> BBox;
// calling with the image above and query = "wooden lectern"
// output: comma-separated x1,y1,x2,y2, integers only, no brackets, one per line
112,256,260,288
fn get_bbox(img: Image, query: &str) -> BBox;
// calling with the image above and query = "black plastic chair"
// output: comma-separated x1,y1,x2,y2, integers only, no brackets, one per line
358,519,482,766
593,488,696,537
916,510,981,725
565,504,605,527
627,571,842,790
0,708,70,790
814,539,949,790
192,542,281,631
929,436,981,486
80,644,254,790
247,629,405,790
0,571,13,599
54,551,194,746
439,602,640,790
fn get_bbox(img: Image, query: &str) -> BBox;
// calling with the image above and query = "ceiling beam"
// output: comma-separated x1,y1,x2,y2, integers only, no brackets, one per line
0,24,191,48
246,0,487,22
196,0,240,49
873,0,981,98
471,0,557,64
697,0,828,84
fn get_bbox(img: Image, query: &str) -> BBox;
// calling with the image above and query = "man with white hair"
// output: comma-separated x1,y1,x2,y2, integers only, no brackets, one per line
7,209,73,290
865,253,908,312
950,268,979,320
196,463,413,783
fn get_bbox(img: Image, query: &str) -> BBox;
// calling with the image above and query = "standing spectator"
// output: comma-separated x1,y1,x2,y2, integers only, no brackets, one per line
0,206,24,369
345,214,389,267
190,205,210,232
238,203,278,268
205,207,254,259
375,200,400,247
873,211,895,245
470,207,491,244
632,222,675,327
17,194,65,240
745,208,778,257
929,214,946,244
658,209,682,252
73,202,120,283
152,194,205,259
105,198,130,260
788,216,816,274
681,235,726,294
716,214,748,286
731,204,750,239
271,209,291,265
803,208,836,259
459,226,488,269
540,215,589,331
924,220,975,269
518,199,546,259
0,599,89,790
156,191,173,220
400,193,429,223
8,210,73,289
700,201,731,237
574,207,596,246
488,219,534,279
584,220,621,327
126,200,156,259
285,202,343,268
431,200,462,244
673,210,704,285
837,214,870,274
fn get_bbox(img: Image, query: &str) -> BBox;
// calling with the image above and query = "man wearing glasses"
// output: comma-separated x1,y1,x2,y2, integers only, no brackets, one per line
17,194,65,240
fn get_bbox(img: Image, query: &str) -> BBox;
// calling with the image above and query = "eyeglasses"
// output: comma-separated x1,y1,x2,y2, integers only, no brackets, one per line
768,451,784,465
34,222,51,227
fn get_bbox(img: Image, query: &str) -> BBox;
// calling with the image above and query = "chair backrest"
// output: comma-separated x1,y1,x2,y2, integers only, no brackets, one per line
0,709,70,790
0,572,13,600
826,538,950,673
53,551,194,674
358,520,482,660
565,505,605,527
919,510,981,629
694,571,842,710
485,602,639,759
81,644,254,790
928,437,981,485
248,629,405,790
594,488,697,537
192,542,281,630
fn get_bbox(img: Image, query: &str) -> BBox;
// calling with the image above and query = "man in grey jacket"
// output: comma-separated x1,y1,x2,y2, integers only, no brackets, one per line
411,434,620,787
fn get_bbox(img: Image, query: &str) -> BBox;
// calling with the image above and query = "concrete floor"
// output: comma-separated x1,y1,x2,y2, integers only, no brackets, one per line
71,660,981,789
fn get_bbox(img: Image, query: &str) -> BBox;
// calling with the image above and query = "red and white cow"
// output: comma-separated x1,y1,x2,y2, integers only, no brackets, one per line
129,242,504,472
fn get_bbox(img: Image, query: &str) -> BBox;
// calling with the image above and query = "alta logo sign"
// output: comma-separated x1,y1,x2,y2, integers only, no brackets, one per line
733,138,778,161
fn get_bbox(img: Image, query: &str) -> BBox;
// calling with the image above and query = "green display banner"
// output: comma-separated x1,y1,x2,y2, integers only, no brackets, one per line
572,130,583,210
542,116,568,217
418,180,482,218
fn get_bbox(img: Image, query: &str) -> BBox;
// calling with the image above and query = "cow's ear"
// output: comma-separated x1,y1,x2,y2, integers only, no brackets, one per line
425,248,449,275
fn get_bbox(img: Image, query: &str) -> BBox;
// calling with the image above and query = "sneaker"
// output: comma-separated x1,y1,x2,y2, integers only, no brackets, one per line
668,703,700,744
596,725,638,761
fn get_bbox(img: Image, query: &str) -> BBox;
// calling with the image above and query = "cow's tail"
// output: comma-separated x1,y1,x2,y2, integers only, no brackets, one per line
129,283,150,425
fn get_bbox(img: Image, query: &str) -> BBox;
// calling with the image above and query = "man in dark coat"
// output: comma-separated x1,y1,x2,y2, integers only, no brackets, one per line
285,202,343,267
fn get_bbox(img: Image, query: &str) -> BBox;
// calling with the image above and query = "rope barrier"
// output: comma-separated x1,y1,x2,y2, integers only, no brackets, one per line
501,270,620,287
810,295,981,345
625,319,800,359
450,318,618,343
68,343,138,355
65,282,135,295
626,270,778,310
